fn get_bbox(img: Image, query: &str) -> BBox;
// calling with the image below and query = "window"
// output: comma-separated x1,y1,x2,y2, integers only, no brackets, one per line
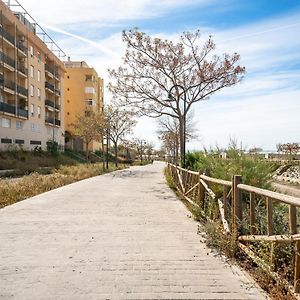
16,120,23,129
30,85,34,97
37,106,41,118
86,99,95,106
67,76,70,79
67,112,70,115
30,46,34,57
67,88,70,91
85,87,95,94
30,140,41,145
37,88,41,99
30,65,34,78
1,118,11,128
37,51,41,63
30,104,34,117
1,138,12,144
85,75,93,81
37,70,41,81
15,139,24,145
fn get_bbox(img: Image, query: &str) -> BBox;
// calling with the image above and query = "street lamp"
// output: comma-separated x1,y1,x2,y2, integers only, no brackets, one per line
168,84,186,168
168,84,187,168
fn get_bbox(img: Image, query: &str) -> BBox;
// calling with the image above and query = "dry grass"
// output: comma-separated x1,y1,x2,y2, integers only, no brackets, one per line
0,163,124,208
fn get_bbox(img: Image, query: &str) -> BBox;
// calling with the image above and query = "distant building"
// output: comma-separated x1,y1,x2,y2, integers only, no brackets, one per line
0,0,65,150
64,58,104,151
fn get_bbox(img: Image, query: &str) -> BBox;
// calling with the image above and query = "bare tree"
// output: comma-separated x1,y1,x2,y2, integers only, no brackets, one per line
133,138,148,164
105,106,136,166
109,29,245,166
277,143,300,159
157,114,197,164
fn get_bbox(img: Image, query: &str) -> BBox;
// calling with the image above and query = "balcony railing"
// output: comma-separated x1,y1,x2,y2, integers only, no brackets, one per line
0,51,15,68
17,42,27,54
17,85,28,97
17,107,28,118
55,88,60,95
45,64,55,75
0,27,15,45
17,64,27,75
45,81,55,92
0,101,15,114
45,117,54,125
4,78,15,91
0,101,28,118
45,99,55,108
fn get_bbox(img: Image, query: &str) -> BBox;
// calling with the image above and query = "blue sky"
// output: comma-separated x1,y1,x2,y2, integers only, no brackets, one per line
17,0,300,151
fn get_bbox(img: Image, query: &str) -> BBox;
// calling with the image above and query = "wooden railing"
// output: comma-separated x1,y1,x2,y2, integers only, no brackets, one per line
167,163,300,294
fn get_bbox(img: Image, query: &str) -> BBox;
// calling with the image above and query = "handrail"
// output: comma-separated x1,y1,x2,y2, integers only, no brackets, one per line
167,162,300,293
238,183,300,207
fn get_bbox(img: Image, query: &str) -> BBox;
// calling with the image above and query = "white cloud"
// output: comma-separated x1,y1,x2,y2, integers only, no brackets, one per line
13,0,299,150
14,0,214,26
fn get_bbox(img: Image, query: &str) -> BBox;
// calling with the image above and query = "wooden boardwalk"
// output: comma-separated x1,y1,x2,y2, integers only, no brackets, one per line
0,162,266,299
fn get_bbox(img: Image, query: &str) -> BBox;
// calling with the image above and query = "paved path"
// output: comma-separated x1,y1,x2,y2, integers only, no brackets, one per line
0,162,266,300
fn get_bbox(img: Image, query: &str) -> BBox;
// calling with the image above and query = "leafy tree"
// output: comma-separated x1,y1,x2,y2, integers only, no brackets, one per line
109,29,245,166
72,111,104,161
105,106,136,166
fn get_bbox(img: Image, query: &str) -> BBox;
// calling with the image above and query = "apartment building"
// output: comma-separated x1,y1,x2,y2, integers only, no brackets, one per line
0,0,65,150
64,59,104,151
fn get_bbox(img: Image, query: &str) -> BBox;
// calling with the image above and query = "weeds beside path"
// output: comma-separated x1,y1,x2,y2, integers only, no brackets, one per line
0,163,124,208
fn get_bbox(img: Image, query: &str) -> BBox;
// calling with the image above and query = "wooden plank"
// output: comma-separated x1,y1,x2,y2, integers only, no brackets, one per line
176,168,184,193
218,198,230,234
185,182,199,196
290,205,297,235
223,186,229,220
238,233,300,242
238,183,300,207
295,241,300,293
200,174,232,187
266,197,273,236
232,175,242,235
199,179,216,199
199,175,205,207
249,192,256,235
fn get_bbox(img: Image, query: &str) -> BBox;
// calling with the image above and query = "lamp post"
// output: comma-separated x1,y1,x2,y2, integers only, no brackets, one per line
168,84,187,168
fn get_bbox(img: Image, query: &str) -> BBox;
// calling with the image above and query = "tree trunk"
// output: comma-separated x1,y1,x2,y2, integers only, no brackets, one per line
86,142,89,162
178,115,185,168
114,142,118,167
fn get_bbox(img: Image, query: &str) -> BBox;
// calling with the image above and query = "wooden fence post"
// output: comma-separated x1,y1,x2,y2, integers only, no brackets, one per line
199,173,205,208
232,175,242,236
295,241,300,293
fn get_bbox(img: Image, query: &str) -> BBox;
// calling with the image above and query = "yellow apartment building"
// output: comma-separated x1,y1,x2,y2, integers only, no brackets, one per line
0,0,65,150
64,59,104,152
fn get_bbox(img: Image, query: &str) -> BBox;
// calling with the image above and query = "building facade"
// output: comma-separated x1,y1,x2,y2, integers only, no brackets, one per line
0,0,65,150
64,59,104,152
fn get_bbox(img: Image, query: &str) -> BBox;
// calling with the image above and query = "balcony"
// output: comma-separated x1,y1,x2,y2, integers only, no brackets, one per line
17,64,27,76
17,107,28,118
17,42,27,54
45,99,55,108
0,27,15,45
45,64,55,76
0,101,15,114
55,88,60,96
45,117,54,125
17,85,28,97
45,81,55,92
55,119,61,126
0,51,15,69
3,78,15,92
